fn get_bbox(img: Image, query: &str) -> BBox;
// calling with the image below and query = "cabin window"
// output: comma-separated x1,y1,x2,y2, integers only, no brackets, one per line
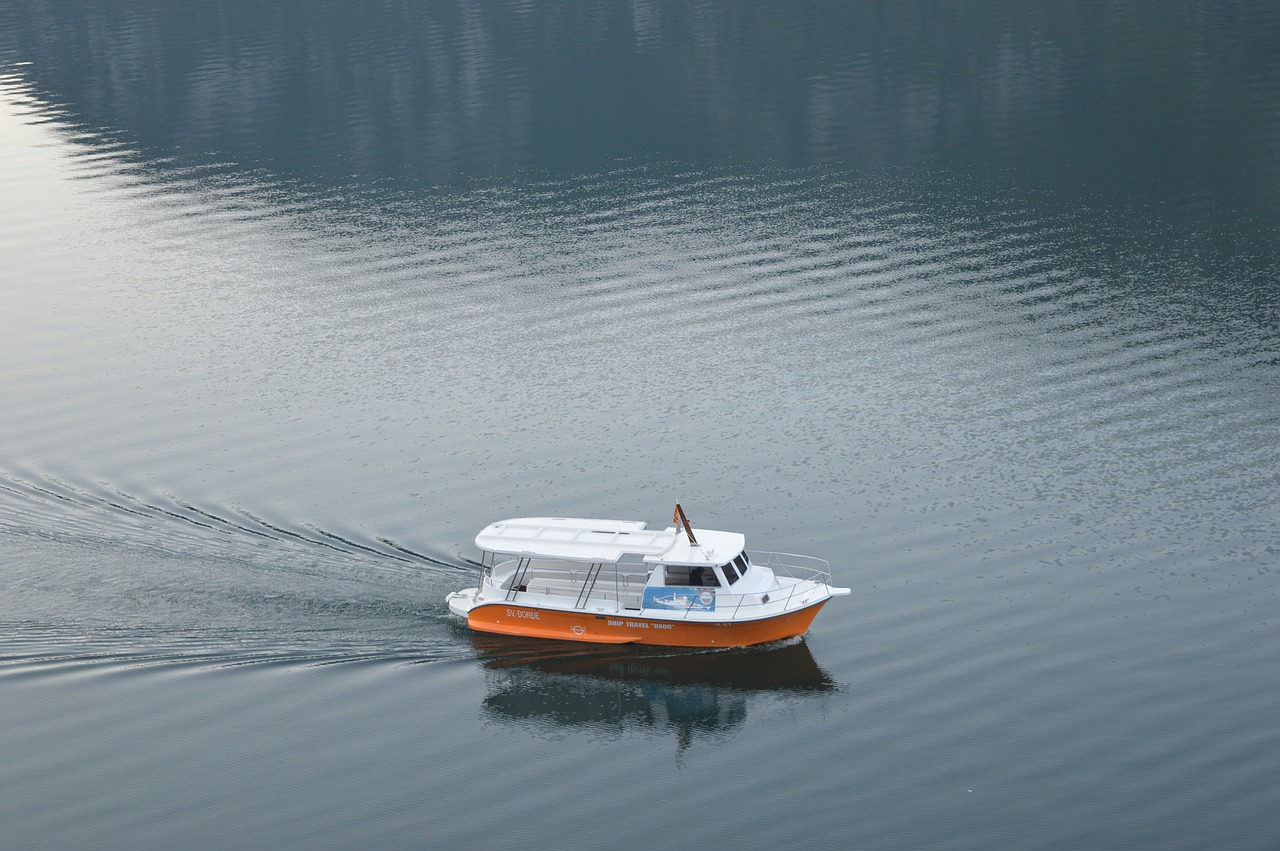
715,553,750,586
667,565,716,586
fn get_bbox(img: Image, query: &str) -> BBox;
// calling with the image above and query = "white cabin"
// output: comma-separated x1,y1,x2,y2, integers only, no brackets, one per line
474,516,770,600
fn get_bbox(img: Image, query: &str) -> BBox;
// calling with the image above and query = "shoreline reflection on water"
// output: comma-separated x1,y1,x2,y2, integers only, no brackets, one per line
470,635,836,752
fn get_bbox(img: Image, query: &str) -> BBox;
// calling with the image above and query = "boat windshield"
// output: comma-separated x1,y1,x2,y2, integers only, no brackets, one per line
718,552,751,585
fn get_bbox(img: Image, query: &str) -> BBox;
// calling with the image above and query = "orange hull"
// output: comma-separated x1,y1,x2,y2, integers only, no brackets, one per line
466,600,830,647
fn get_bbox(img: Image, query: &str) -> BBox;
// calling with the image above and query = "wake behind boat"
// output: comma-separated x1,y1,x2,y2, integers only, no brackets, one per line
446,504,850,647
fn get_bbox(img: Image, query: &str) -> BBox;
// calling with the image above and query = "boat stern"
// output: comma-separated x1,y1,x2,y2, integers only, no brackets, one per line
445,587,480,620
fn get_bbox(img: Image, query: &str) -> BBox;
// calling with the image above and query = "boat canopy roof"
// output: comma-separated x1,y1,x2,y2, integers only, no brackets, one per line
476,517,745,565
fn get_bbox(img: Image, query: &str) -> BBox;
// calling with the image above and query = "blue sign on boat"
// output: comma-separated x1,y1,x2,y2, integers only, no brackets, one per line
643,587,716,611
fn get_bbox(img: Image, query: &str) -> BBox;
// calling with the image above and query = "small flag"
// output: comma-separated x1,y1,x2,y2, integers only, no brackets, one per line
674,502,700,547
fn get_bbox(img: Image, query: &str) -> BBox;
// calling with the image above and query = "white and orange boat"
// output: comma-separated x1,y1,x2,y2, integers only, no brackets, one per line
446,504,849,647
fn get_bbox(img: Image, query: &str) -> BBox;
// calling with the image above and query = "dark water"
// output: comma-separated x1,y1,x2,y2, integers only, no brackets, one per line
2,2,1278,848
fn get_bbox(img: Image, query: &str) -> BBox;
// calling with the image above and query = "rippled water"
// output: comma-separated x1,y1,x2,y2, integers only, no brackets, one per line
2,2,1279,849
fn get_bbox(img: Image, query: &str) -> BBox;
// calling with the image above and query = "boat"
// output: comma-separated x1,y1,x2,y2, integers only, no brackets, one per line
446,504,850,647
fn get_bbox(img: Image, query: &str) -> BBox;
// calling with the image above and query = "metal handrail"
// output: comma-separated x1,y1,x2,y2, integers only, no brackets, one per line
485,552,837,617
747,550,833,586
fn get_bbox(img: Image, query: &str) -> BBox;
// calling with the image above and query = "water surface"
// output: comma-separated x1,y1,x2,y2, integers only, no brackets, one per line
2,2,1278,849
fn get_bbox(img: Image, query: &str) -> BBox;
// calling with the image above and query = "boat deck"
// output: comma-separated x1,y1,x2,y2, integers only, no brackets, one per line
481,556,830,622
497,565,650,610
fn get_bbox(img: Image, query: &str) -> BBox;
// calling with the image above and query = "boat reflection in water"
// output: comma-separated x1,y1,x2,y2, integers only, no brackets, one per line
470,634,836,753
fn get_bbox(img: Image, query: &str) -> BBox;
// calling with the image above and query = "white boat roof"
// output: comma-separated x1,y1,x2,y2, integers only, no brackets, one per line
475,517,745,565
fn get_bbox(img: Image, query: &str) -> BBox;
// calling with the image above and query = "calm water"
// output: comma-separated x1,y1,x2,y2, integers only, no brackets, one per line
2,2,1279,849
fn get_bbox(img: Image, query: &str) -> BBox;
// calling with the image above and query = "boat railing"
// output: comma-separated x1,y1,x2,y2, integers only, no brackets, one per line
486,559,648,606
748,550,833,586
484,553,834,617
